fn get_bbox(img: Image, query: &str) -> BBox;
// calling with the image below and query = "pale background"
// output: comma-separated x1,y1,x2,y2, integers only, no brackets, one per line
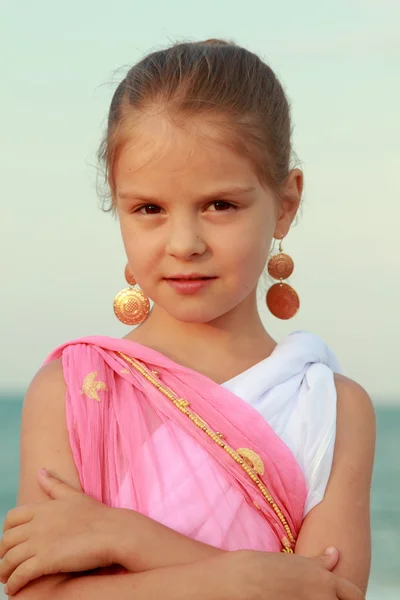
1,4,400,598
1,0,399,402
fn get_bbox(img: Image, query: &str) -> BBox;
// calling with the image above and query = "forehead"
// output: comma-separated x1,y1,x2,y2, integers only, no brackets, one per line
113,113,261,193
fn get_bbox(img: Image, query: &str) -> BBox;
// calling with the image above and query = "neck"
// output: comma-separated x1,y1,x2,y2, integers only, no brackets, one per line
125,291,276,380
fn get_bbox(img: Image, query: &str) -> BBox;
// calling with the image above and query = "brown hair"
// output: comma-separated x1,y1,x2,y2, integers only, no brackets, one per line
97,38,298,211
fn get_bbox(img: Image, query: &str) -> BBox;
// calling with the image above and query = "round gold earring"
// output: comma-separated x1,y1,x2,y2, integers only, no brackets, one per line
266,237,300,320
113,264,150,325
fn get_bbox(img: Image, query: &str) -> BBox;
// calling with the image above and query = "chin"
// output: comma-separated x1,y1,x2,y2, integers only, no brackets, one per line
163,304,228,324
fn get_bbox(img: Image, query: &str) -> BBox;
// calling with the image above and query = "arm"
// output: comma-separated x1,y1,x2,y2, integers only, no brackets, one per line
13,557,240,600
9,363,362,600
295,374,376,595
17,359,225,565
10,360,223,598
13,549,357,600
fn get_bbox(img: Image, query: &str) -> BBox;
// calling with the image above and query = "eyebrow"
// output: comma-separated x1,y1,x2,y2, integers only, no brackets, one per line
117,186,256,204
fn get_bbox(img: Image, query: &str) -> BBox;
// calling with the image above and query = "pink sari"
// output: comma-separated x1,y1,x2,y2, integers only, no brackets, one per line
45,336,307,553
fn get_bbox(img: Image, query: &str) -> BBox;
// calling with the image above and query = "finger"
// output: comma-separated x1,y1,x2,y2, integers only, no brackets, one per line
0,524,29,559
37,469,81,500
336,577,365,600
4,556,39,597
3,506,34,533
0,542,34,585
313,547,339,572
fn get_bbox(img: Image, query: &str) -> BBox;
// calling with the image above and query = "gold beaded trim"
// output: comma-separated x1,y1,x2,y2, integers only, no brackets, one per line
117,351,296,552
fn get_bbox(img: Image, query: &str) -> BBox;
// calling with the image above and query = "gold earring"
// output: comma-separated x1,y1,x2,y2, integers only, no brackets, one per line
113,264,150,325
266,237,300,320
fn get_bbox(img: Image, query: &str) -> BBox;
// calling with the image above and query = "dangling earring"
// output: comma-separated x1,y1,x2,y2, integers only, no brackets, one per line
113,264,150,325
266,237,300,320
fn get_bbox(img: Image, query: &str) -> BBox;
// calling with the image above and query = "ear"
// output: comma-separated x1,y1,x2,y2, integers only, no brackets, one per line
274,168,303,238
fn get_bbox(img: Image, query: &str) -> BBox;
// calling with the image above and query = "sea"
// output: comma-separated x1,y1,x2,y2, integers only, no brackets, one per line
0,393,399,599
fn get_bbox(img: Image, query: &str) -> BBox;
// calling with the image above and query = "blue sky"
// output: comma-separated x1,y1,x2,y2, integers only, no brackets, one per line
1,0,399,401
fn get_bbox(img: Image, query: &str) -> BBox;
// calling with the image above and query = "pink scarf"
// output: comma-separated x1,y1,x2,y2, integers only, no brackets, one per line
45,336,307,553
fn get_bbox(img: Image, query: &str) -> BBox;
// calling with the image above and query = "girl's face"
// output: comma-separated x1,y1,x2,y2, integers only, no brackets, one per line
114,114,301,324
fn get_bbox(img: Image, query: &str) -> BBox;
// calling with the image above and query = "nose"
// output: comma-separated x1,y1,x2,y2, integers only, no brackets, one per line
165,217,207,260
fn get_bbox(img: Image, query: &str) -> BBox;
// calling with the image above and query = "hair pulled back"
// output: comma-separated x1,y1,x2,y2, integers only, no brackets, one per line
97,38,297,211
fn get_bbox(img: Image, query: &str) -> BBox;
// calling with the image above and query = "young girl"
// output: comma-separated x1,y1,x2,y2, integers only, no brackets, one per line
0,39,375,599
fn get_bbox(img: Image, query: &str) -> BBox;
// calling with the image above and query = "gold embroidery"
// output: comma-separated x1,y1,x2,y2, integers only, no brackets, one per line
236,448,265,476
117,351,296,552
120,368,129,374
81,371,107,402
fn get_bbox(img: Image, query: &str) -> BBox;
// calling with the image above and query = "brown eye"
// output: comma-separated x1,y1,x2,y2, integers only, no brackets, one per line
209,201,235,211
135,204,162,214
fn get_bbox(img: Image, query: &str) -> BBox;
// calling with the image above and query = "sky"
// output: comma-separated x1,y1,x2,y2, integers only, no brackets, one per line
1,0,399,402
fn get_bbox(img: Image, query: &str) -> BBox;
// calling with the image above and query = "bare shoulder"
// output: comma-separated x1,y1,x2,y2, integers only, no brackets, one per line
19,359,82,505
21,359,67,446
26,358,66,400
334,372,372,401
331,373,376,496
295,373,375,593
333,373,376,439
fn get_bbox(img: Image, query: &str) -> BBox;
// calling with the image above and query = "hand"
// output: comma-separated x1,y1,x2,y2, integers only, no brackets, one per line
0,469,122,596
209,549,364,600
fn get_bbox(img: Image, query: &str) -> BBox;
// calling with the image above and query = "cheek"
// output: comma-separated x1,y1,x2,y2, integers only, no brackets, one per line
224,218,272,275
232,242,268,285
119,219,160,276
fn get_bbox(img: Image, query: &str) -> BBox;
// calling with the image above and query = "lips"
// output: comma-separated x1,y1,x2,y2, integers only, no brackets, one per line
165,274,214,280
164,275,217,294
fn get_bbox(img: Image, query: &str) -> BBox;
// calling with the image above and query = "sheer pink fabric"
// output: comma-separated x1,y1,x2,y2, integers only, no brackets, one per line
45,336,307,552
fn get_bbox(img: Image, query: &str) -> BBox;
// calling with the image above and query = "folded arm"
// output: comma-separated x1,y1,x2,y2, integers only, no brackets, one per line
8,360,226,599
12,559,234,600
9,363,372,600
294,374,376,596
17,361,223,561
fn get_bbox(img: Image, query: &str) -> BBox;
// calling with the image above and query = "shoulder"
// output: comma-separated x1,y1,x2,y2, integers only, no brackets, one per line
295,374,375,593
22,359,67,426
23,359,66,419
19,360,81,504
332,373,376,485
29,358,66,391
334,373,376,436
